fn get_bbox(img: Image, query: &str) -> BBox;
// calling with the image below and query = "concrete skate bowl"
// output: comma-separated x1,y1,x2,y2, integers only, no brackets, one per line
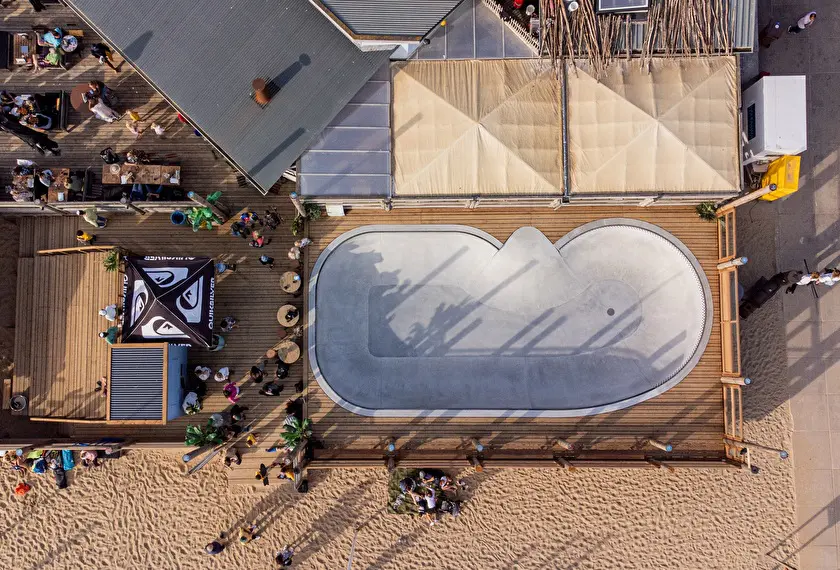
308,220,713,418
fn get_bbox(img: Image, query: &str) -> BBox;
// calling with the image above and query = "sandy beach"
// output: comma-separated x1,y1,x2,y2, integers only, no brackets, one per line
0,439,797,570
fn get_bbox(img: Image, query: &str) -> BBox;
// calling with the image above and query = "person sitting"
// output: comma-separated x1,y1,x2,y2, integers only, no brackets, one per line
7,186,33,202
80,450,101,468
125,149,150,164
418,470,438,486
214,367,230,383
36,27,62,49
98,327,118,344
20,112,52,132
398,477,416,495
276,360,290,380
259,382,283,396
194,365,211,381
86,94,119,123
36,167,53,187
86,80,118,109
99,304,118,322
439,475,457,493
220,317,238,332
223,449,241,470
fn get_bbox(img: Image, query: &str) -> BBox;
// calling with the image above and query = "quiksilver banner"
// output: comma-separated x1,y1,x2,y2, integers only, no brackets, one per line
121,256,215,347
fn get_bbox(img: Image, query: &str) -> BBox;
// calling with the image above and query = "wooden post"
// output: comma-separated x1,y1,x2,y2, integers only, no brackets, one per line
646,438,673,452
716,183,777,214
554,438,574,450
120,195,146,215
717,257,747,270
187,191,228,223
721,377,751,385
554,456,575,471
646,458,675,472
468,455,484,472
289,192,307,218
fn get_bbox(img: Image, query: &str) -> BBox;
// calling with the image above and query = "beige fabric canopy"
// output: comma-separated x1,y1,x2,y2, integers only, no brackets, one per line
567,57,740,195
392,60,562,196
391,57,740,197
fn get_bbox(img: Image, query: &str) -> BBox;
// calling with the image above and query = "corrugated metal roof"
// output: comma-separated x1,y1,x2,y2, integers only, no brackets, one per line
615,0,755,52
109,346,164,421
65,0,392,194
316,0,464,37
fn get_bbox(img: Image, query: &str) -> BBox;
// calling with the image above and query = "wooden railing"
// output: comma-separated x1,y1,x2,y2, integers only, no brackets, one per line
716,208,745,462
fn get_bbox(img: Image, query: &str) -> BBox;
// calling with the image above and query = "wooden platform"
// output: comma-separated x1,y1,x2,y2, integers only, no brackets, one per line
13,248,120,420
304,207,725,453
11,205,726,484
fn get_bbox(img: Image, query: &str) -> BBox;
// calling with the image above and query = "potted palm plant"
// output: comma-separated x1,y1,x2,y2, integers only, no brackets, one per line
281,415,312,451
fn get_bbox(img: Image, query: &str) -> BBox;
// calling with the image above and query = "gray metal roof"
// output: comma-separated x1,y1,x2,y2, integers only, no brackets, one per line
315,0,464,37
66,0,392,194
109,346,164,421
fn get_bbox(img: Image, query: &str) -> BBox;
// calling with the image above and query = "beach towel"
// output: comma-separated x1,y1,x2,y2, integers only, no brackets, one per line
32,458,46,474
61,450,75,471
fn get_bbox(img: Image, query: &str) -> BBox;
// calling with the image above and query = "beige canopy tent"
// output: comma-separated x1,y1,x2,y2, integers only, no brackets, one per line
391,56,740,199
392,59,562,196
567,57,740,196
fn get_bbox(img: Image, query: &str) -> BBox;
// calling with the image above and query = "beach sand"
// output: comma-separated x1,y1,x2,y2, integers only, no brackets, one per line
0,438,798,570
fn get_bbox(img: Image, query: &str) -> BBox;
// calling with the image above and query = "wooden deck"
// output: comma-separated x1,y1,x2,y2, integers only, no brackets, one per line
11,204,726,484
304,207,724,453
14,248,120,420
0,3,276,210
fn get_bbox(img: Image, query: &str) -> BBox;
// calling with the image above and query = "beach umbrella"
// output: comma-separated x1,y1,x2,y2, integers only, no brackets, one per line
69,83,89,110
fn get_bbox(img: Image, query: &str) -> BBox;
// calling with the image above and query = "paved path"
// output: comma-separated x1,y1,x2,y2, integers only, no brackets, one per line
745,1,840,567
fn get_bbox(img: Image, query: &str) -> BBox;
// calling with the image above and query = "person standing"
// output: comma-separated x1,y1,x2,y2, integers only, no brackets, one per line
788,11,816,33
275,545,294,567
78,207,107,228
205,540,225,555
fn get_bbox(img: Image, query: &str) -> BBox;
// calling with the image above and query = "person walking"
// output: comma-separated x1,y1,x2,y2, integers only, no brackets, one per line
90,42,119,72
239,522,261,544
788,11,816,33
76,230,95,245
78,207,107,228
259,254,275,269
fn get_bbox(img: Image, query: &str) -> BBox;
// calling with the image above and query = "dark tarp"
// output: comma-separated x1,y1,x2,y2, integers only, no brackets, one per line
121,257,214,347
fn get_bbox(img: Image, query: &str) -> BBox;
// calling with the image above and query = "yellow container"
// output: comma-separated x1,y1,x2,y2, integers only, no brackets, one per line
760,155,801,201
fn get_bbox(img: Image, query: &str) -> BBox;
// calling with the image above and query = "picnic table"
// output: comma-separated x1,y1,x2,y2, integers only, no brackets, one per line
13,167,71,202
102,163,181,186
280,271,301,294
12,32,35,69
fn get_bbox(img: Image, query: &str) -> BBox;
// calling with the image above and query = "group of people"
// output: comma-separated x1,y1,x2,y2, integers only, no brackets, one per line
5,161,64,202
4,447,110,492
786,268,840,294
396,470,465,526
1,91,54,132
77,207,109,245
205,532,295,567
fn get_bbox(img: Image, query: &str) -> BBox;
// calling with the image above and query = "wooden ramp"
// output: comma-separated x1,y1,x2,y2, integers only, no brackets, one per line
14,249,121,420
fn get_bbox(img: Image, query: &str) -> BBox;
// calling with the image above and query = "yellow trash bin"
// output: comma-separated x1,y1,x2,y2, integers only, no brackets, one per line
760,155,801,201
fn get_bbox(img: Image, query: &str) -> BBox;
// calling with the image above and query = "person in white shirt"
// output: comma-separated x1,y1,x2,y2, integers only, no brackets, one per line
789,11,816,34
99,304,118,321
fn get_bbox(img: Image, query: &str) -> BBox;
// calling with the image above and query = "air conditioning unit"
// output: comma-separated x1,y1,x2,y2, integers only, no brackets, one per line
597,0,650,13
741,76,807,166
